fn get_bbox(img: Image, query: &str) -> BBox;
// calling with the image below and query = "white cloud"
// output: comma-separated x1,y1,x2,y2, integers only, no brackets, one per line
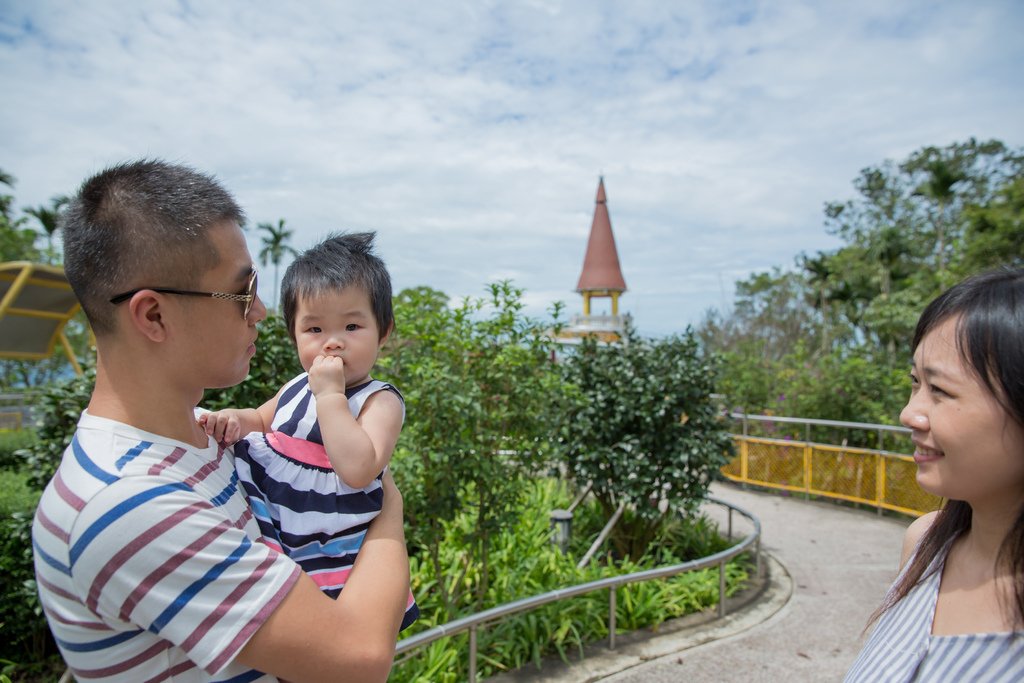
1,0,1022,335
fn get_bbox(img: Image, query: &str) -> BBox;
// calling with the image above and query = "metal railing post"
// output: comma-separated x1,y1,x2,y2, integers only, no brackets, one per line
803,442,812,500
876,452,886,515
727,507,733,541
609,586,617,649
469,625,477,683
740,436,749,482
755,535,762,578
718,560,726,617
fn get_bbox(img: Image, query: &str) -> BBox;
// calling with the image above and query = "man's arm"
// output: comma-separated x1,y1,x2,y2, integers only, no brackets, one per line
236,472,409,682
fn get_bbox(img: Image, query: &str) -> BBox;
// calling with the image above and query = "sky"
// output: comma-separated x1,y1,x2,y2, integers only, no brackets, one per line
2,1,1023,337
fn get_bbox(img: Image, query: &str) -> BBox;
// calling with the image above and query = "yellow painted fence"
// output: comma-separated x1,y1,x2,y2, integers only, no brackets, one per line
720,414,942,517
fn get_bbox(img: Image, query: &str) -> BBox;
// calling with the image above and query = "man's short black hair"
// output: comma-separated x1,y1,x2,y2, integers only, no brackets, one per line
61,159,244,334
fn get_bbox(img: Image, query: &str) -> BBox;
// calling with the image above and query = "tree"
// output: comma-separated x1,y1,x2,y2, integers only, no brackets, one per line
958,177,1024,274
697,267,821,363
0,170,40,263
380,282,566,614
700,139,1024,423
911,157,965,274
800,251,837,354
23,195,69,264
902,139,1024,286
257,218,298,310
558,326,733,560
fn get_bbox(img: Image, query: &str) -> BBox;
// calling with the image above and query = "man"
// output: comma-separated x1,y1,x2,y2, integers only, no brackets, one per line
32,159,409,682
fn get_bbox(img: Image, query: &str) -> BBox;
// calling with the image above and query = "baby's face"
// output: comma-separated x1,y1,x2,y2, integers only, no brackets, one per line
292,286,383,386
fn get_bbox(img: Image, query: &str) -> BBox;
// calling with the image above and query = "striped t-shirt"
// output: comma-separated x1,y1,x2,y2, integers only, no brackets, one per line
845,546,1024,682
32,411,301,682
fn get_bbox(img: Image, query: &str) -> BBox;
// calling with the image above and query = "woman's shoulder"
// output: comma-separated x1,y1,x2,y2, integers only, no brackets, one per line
900,510,940,570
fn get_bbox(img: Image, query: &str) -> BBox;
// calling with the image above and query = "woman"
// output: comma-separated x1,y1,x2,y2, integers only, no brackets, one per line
846,267,1024,682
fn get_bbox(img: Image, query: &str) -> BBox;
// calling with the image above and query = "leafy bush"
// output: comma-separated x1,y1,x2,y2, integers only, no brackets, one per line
17,367,94,491
383,283,567,613
719,342,909,449
0,469,39,517
0,511,59,675
0,430,36,471
558,326,734,559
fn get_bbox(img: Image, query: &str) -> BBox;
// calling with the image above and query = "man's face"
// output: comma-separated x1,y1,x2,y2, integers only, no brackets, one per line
181,221,267,389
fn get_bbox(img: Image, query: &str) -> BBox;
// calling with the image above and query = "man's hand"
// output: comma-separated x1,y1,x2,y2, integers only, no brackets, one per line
308,354,348,398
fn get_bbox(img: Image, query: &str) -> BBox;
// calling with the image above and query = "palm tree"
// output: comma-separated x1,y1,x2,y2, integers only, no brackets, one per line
258,218,298,312
1,169,18,224
913,156,966,273
23,195,69,264
800,251,834,354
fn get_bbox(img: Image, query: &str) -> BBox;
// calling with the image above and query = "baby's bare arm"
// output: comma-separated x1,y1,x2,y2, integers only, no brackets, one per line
308,355,403,488
199,392,279,445
199,408,264,445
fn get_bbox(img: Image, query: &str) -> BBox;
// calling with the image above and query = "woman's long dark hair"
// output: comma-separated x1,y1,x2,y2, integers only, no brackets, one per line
871,267,1024,629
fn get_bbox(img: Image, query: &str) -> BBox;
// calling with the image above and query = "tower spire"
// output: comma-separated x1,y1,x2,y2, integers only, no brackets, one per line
575,176,626,314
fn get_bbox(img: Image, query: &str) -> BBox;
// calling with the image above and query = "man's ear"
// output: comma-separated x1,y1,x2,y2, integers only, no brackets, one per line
127,292,168,343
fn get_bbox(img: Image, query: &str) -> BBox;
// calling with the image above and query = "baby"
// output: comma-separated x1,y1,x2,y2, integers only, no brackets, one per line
201,231,418,629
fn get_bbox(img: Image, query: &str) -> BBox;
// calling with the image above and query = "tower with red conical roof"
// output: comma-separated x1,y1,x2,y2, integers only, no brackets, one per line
558,177,630,344
576,176,627,316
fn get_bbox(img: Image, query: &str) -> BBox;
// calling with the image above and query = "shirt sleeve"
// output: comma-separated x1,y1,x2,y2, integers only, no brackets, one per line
67,475,301,675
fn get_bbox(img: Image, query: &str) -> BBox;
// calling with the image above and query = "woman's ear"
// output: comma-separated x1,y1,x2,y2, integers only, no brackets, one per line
127,292,168,343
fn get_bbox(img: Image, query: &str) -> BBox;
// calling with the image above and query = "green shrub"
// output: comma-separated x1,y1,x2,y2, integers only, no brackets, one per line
0,511,59,673
0,466,55,675
17,368,94,491
383,283,567,614
558,326,734,559
0,430,36,471
0,470,39,517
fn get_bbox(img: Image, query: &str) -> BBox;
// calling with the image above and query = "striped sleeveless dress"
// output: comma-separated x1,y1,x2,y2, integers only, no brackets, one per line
235,373,418,630
845,545,1024,682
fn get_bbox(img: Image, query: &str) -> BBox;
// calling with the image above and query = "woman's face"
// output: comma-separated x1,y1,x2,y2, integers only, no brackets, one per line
900,315,1024,509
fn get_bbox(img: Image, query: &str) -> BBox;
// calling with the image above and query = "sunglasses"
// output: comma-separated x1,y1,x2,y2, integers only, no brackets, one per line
109,269,258,319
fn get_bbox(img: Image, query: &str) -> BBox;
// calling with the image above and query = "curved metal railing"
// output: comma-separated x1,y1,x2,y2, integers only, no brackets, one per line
393,496,762,682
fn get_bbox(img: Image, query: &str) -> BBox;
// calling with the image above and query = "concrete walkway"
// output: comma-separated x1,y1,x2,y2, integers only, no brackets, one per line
493,482,910,682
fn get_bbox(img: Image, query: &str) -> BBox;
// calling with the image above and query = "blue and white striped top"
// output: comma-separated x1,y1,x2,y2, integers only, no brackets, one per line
234,374,419,630
845,546,1024,682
